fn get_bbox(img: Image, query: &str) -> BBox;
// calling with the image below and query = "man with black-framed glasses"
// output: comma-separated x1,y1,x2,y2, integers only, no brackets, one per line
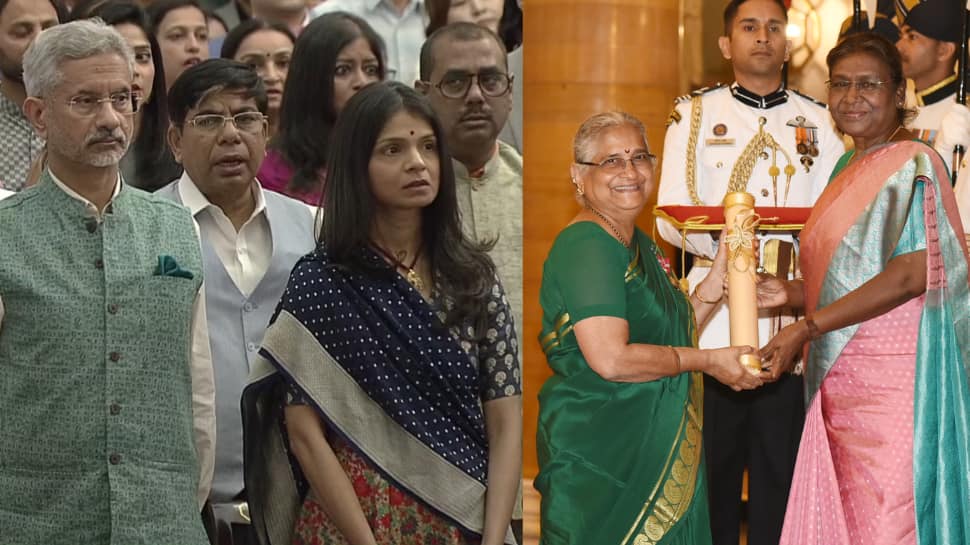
416,22,522,357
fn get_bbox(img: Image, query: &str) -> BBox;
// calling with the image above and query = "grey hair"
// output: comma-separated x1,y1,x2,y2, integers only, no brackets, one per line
23,18,134,98
573,111,649,163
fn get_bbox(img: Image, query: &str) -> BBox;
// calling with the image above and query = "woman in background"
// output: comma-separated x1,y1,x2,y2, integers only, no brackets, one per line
244,82,520,545
260,12,387,205
221,19,295,139
148,0,209,91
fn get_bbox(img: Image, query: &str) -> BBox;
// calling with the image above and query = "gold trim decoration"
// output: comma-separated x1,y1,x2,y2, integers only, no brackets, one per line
625,244,644,283
622,372,704,545
540,312,574,354
685,96,704,206
728,117,795,206
725,212,760,273
652,206,801,295
915,74,958,107
651,207,802,232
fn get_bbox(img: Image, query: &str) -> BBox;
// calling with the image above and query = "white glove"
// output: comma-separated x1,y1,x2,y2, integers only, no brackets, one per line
933,102,970,172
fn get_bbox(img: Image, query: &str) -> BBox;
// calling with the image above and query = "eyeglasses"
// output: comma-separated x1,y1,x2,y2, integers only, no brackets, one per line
576,152,657,173
66,92,137,116
825,79,888,94
186,112,267,134
433,72,512,99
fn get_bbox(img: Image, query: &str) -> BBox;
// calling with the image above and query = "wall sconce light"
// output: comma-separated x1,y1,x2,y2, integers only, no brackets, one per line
786,0,822,69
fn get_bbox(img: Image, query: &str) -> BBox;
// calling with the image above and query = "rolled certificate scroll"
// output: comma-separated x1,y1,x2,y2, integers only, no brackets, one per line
723,192,762,374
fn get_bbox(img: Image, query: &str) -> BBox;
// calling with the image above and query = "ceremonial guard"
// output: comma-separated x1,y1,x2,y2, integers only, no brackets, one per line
894,0,970,158
656,2,844,545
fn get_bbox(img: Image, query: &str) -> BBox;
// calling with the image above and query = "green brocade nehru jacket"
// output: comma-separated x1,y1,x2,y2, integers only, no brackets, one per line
0,172,209,545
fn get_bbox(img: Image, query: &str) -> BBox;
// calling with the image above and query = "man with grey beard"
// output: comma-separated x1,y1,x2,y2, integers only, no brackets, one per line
0,18,215,545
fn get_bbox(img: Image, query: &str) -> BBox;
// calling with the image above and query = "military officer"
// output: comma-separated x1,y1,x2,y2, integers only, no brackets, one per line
656,2,844,545
895,0,970,169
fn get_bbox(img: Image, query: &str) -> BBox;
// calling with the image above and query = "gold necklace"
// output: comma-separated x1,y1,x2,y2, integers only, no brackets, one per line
587,205,630,248
371,243,426,293
862,125,904,154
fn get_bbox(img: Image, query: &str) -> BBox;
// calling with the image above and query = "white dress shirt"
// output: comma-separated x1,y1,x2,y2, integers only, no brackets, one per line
0,173,217,508
311,0,427,86
176,172,280,296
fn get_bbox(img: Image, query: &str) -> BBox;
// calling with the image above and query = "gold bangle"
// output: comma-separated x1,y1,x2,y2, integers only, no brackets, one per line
804,317,821,340
692,287,722,305
668,346,682,374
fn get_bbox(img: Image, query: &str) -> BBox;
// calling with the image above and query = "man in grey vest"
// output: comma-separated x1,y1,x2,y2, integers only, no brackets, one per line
0,19,215,545
158,58,316,545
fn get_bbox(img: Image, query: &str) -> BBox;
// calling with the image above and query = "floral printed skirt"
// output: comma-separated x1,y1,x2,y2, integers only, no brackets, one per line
292,435,477,545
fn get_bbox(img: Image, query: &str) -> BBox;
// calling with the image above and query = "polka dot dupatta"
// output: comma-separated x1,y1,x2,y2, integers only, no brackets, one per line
241,247,520,545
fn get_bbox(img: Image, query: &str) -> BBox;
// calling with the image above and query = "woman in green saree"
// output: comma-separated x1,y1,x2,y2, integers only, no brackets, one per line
535,112,767,545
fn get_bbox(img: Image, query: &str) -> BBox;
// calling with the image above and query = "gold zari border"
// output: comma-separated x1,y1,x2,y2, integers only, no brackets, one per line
621,372,704,545
625,244,644,283
542,247,644,354
540,312,573,353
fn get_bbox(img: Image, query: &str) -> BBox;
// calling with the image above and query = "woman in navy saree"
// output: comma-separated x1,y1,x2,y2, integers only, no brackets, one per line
243,82,521,545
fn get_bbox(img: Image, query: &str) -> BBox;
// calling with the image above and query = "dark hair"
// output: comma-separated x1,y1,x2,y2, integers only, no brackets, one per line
71,0,178,191
273,12,386,196
419,22,508,81
826,31,909,123
168,58,268,127
424,0,521,52
498,0,522,51
220,18,295,59
0,0,65,21
204,8,227,35
323,81,497,335
147,0,204,34
67,0,107,19
424,0,450,37
723,0,788,36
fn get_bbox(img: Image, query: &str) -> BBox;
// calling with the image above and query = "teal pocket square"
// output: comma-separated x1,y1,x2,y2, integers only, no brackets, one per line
155,255,194,279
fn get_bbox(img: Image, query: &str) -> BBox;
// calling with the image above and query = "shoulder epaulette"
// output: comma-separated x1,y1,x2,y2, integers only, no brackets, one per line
673,83,726,105
789,88,828,109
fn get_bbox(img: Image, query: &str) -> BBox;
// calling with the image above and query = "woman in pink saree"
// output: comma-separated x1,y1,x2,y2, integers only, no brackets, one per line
758,32,970,545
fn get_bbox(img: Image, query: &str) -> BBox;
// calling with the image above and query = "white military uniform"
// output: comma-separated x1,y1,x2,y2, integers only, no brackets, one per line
657,82,844,351
906,74,958,147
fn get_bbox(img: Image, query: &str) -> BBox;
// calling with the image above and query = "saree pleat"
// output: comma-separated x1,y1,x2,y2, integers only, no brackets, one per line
780,141,970,545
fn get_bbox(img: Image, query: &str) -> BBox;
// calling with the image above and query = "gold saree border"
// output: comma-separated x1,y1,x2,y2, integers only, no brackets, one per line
540,312,573,353
620,372,704,545
541,246,647,355
260,310,516,544
625,244,644,283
